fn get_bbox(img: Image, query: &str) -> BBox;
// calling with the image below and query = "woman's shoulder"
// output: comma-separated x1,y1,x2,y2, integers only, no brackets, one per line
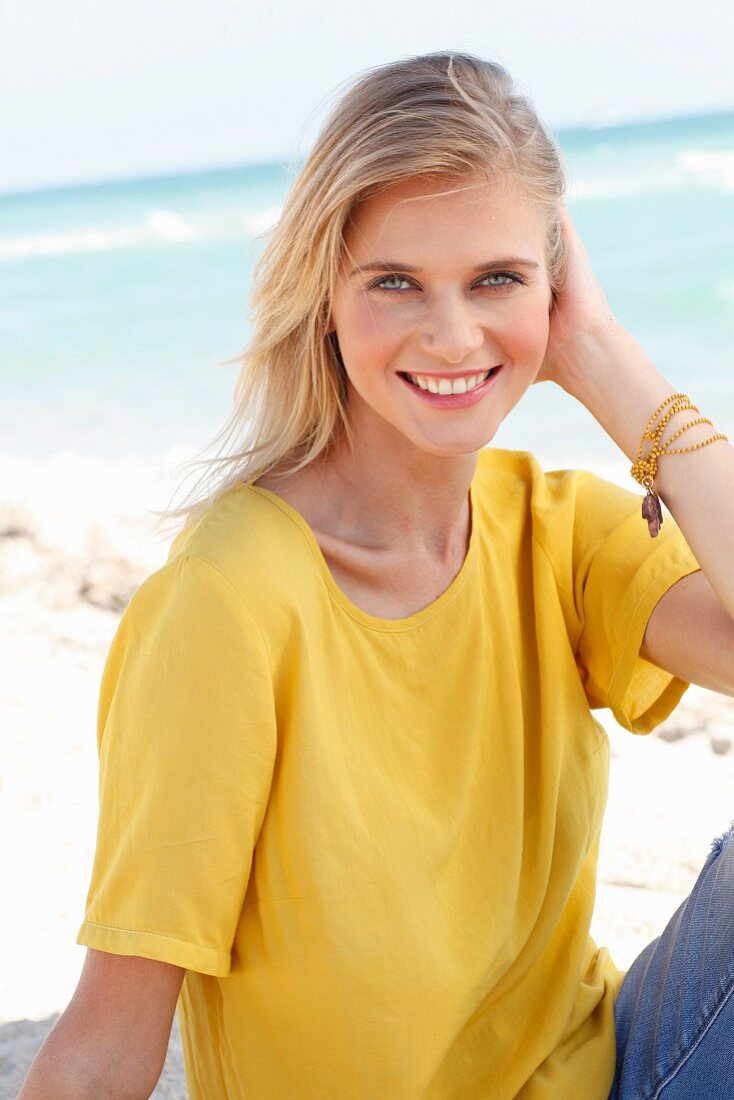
473,446,578,519
474,445,610,509
476,447,695,585
161,480,323,622
472,446,636,564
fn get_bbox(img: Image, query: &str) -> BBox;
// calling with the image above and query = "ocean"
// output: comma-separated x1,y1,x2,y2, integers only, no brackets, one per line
1,110,733,470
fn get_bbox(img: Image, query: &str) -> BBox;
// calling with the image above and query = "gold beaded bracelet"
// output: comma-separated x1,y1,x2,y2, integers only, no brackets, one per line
630,392,728,537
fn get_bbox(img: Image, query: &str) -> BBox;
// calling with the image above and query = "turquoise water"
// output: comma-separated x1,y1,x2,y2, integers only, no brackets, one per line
1,110,733,462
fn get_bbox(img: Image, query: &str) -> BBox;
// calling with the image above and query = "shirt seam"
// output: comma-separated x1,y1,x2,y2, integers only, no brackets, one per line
532,532,573,612
321,556,479,633
607,546,700,707
532,531,560,586
80,920,226,957
171,550,272,658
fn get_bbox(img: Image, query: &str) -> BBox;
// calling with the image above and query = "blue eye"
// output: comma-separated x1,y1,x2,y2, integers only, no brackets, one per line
369,269,526,292
478,272,518,288
371,273,413,291
368,271,525,293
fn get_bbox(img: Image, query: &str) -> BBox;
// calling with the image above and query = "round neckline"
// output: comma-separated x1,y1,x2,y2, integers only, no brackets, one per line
247,477,480,633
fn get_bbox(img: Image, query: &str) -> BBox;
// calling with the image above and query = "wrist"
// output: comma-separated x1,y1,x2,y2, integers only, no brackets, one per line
558,319,662,408
557,321,689,473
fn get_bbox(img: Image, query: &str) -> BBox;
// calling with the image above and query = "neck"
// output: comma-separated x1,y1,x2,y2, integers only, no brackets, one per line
281,416,478,564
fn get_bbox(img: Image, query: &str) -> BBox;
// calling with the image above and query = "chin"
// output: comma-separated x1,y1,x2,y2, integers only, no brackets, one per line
408,427,499,458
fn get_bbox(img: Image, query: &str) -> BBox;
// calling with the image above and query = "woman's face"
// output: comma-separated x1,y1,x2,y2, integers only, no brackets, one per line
328,173,554,460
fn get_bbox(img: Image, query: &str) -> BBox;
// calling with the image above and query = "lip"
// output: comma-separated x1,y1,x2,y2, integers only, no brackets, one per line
398,366,503,408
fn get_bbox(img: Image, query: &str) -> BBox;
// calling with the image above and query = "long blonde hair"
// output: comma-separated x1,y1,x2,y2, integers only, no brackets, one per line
152,50,567,540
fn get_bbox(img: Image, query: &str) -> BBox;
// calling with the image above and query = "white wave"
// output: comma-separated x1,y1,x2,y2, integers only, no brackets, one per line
0,226,137,261
0,204,281,263
568,164,698,201
567,146,734,202
717,281,734,303
676,149,734,192
145,208,201,241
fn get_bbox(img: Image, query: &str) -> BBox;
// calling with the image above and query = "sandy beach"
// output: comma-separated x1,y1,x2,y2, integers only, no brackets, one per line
2,449,732,1098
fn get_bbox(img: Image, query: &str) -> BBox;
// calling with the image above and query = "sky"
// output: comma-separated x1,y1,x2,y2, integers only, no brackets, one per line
2,0,733,195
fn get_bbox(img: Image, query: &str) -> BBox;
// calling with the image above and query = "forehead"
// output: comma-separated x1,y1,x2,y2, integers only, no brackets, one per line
345,173,545,253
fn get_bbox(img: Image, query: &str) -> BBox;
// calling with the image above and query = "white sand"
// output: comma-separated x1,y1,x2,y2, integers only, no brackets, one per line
2,449,732,1098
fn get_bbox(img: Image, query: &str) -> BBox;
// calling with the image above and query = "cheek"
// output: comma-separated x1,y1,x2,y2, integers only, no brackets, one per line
503,305,550,363
340,301,407,360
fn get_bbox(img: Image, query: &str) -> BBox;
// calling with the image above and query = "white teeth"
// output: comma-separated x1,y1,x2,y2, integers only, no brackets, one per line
405,368,495,395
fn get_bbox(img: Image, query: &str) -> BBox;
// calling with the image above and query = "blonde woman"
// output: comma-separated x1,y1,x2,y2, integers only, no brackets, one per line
21,51,734,1099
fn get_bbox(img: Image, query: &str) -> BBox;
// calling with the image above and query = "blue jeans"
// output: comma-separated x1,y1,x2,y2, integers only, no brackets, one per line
609,817,734,1099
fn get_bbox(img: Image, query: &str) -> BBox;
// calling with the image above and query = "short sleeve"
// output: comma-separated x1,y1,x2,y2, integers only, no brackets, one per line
76,552,277,976
566,471,701,735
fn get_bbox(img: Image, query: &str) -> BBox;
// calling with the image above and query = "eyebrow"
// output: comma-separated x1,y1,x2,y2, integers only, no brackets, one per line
348,257,540,276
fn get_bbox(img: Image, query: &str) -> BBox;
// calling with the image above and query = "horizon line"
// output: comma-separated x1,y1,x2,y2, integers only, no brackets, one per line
1,102,732,202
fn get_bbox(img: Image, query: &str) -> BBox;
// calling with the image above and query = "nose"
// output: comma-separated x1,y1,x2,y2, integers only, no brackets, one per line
419,294,485,364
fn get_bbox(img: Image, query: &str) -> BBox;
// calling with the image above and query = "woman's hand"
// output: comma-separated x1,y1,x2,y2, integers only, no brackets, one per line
534,204,621,392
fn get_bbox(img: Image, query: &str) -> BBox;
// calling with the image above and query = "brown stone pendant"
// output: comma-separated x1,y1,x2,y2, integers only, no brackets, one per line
642,489,664,538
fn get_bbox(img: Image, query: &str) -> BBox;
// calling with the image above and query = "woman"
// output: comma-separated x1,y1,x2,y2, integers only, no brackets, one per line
21,51,734,1099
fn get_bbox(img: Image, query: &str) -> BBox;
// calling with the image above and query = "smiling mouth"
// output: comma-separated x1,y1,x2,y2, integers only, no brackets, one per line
398,366,501,395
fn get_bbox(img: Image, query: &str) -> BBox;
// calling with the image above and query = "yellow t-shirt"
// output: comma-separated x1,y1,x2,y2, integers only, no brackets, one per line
77,447,701,1099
